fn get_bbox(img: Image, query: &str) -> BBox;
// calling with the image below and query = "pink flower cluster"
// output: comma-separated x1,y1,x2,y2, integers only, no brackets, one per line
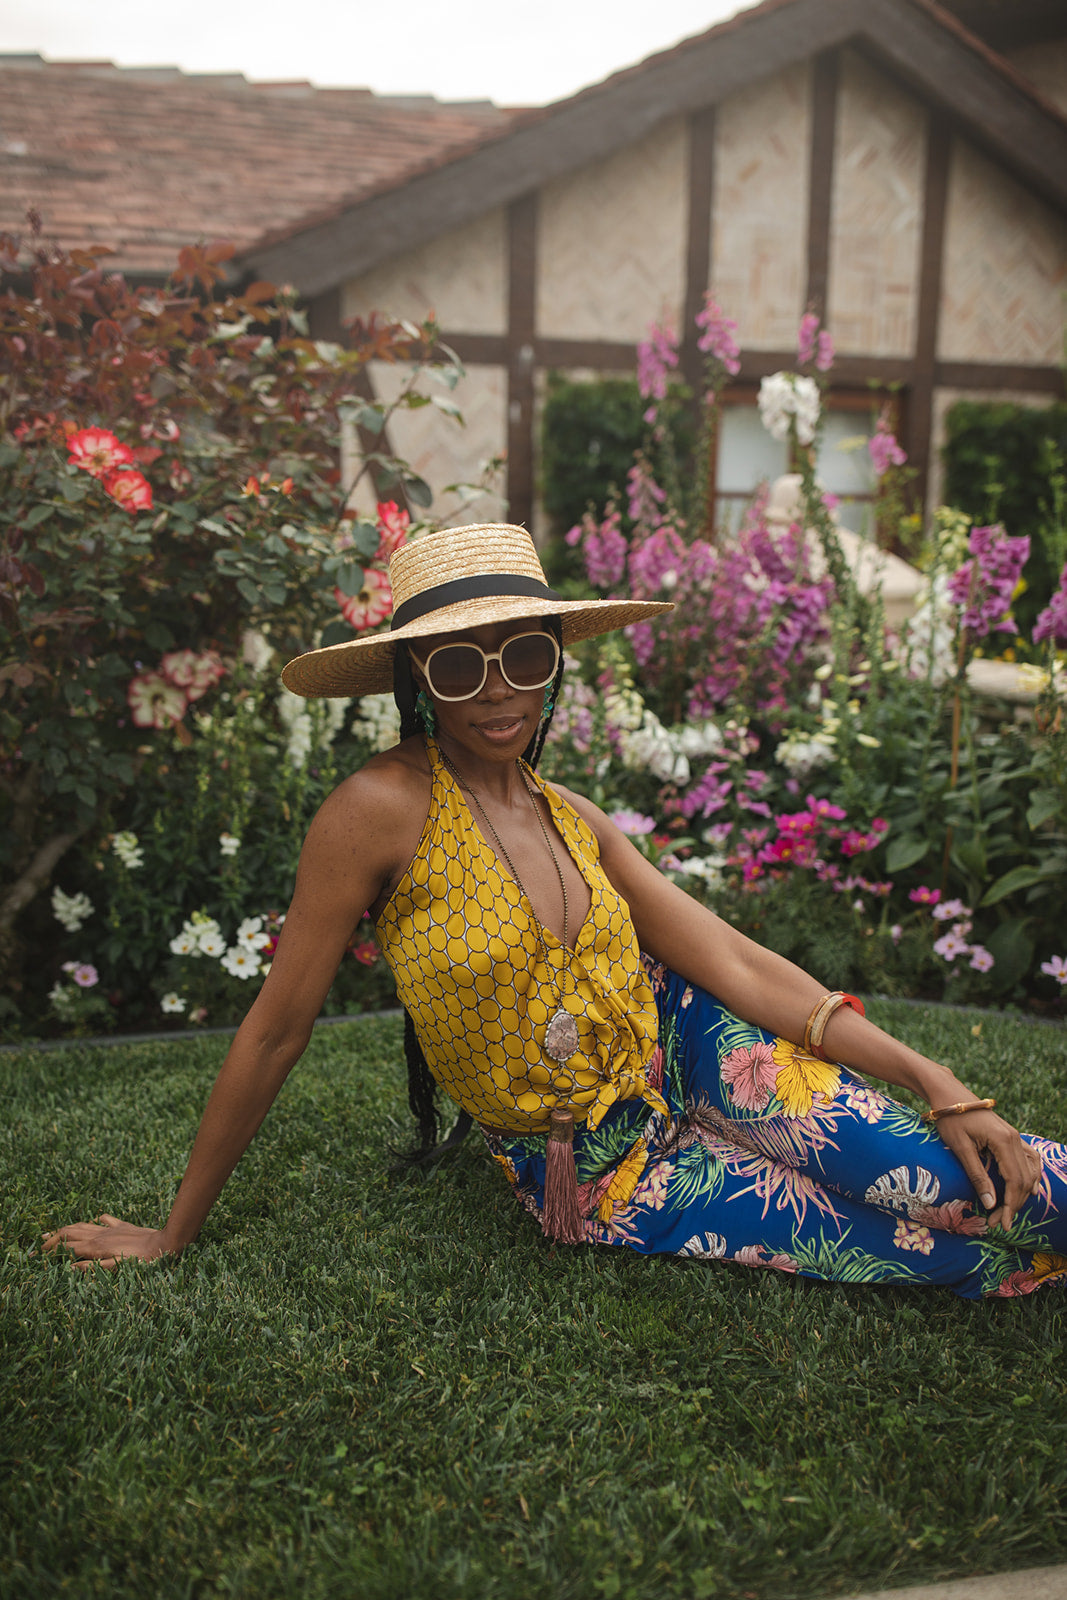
127,649,226,730
1033,561,1067,647
695,293,741,376
636,320,679,420
947,524,1030,638
67,426,154,514
565,507,628,589
335,500,409,630
868,415,907,479
909,890,994,972
797,313,834,372
725,797,891,888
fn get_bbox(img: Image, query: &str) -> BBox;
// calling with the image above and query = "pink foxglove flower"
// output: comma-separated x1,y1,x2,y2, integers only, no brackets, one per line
636,319,679,416
947,524,1030,637
127,671,188,729
695,293,741,375
868,417,907,478
1033,561,1067,647
797,312,819,367
337,567,392,630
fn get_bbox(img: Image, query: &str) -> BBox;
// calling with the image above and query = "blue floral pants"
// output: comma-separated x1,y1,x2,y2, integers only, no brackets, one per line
484,966,1067,1299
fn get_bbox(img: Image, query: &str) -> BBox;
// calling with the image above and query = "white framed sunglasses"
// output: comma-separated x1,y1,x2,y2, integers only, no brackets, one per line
410,630,560,702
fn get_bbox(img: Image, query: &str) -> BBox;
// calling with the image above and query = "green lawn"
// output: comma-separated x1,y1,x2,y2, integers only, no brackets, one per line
3,1001,1066,1600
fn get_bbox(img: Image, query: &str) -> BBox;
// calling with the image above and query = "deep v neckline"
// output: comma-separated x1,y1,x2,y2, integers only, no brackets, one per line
431,740,597,954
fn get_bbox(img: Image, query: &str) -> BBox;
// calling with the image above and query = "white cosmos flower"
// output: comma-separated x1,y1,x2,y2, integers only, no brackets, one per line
198,931,227,959
235,916,271,951
221,946,264,980
169,928,199,957
161,992,187,1013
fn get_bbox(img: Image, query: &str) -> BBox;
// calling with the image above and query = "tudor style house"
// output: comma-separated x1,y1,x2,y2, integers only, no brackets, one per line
2,0,1065,538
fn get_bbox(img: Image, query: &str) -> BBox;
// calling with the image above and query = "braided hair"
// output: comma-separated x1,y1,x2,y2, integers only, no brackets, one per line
391,616,566,1165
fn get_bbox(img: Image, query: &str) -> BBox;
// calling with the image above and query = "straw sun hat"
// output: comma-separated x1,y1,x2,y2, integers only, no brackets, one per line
281,523,673,698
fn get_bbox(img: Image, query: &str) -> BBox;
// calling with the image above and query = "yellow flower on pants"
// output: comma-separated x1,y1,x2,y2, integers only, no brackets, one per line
771,1039,841,1118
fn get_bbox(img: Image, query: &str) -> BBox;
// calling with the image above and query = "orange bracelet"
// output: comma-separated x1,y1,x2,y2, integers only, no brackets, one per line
922,1098,996,1123
803,991,865,1060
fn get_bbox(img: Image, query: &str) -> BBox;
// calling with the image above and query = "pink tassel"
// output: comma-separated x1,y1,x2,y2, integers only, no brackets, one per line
542,1110,584,1244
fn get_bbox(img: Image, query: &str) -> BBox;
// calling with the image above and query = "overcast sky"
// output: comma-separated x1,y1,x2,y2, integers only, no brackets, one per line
0,0,759,104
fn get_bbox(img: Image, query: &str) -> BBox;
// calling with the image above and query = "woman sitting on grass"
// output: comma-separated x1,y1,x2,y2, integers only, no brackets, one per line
47,524,1067,1298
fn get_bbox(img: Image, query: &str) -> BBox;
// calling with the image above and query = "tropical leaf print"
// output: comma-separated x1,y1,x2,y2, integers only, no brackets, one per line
864,1164,941,1216
678,1231,727,1259
665,1142,728,1212
771,1039,841,1118
789,1227,919,1284
711,1141,848,1230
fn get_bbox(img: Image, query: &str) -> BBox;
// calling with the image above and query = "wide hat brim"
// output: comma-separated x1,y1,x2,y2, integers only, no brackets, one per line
281,593,673,698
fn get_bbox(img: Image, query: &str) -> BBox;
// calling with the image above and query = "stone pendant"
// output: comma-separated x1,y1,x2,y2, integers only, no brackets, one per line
544,1008,579,1064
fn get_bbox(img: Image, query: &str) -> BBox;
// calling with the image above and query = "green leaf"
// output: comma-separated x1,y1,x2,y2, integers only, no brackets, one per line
886,835,928,873
236,576,260,608
1027,790,1062,830
404,475,433,509
350,521,381,560
144,621,175,651
430,394,464,422
319,618,355,648
951,835,987,881
21,503,54,529
984,918,1035,992
980,864,1063,907
334,562,365,599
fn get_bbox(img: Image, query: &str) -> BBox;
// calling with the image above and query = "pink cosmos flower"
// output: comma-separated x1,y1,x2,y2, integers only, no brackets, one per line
610,809,656,837
161,649,226,701
105,468,153,514
67,427,134,480
127,670,189,729
1040,955,1067,985
909,886,940,906
375,500,410,560
720,1041,778,1111
72,964,99,988
932,898,971,922
969,946,994,972
351,941,378,965
337,567,392,630
933,928,971,962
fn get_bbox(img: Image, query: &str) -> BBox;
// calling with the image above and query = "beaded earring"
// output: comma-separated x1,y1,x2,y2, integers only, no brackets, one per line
415,689,437,737
541,685,556,723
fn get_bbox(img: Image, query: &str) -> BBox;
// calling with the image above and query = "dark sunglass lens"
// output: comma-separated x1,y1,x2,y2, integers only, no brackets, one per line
428,644,484,698
501,634,556,688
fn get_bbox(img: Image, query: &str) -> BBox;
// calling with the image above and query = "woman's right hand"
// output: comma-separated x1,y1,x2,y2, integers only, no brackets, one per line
42,1213,174,1271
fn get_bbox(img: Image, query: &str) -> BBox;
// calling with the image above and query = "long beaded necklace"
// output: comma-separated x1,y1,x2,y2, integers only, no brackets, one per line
438,745,581,1068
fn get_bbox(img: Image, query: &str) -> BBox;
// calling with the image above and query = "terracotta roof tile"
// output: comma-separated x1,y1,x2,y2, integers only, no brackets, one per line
0,56,516,274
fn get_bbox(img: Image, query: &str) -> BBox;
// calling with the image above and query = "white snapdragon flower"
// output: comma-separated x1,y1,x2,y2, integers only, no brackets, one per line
354,692,402,752
51,886,93,933
221,946,263,980
219,832,241,857
620,713,690,785
665,854,726,890
112,831,144,869
775,730,837,778
160,992,187,1014
900,572,957,686
675,721,723,760
758,372,821,446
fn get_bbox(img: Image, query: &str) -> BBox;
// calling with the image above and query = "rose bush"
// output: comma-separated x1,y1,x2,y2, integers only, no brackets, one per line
1,225,467,1031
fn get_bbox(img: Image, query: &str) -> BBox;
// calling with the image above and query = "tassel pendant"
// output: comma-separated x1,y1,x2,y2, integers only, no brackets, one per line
542,1109,584,1244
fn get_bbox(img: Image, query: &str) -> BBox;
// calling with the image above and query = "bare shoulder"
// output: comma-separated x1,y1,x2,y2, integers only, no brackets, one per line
299,735,431,891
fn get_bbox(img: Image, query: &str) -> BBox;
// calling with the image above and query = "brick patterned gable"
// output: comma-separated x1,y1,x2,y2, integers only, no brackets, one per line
0,58,516,274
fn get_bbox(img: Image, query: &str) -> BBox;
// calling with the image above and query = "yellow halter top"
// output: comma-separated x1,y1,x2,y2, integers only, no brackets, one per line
375,737,667,1137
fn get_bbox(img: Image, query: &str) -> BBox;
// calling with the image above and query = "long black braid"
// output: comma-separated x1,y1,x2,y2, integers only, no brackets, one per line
391,616,566,1165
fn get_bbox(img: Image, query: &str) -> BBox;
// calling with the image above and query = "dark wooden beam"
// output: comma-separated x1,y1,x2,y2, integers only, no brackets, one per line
935,360,1066,395
805,50,839,322
505,194,538,531
681,105,717,392
909,112,951,515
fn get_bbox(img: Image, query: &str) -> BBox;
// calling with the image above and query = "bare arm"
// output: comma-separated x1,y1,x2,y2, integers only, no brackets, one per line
44,755,425,1268
562,787,1042,1229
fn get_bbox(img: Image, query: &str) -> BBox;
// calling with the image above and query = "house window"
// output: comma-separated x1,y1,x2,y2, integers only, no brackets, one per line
714,390,899,536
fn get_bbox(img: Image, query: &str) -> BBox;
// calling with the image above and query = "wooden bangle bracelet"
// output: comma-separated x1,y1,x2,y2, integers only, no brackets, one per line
803,991,865,1060
922,1098,997,1123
